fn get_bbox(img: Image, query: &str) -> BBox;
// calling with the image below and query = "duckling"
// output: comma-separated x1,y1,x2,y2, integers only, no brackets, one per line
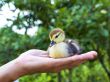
48,28,81,58
48,28,81,82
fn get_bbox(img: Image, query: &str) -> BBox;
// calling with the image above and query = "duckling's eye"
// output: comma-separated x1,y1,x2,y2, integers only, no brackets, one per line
55,32,61,38
55,35,58,38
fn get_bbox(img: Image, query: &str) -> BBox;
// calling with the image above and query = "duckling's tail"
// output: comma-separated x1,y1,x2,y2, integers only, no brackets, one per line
65,39,82,56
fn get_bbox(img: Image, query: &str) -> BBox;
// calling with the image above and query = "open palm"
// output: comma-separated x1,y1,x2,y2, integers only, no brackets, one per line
16,49,97,74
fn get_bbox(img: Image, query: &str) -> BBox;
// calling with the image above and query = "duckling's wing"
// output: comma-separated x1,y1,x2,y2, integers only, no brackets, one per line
65,39,81,56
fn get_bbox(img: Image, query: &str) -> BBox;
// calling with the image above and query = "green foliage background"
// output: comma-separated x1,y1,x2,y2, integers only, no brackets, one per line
0,0,110,82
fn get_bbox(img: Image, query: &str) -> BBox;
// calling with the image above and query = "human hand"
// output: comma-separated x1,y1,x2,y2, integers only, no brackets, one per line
16,49,97,73
0,49,97,82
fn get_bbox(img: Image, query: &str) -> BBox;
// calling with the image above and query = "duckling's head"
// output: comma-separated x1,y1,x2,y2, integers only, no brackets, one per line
49,28,65,46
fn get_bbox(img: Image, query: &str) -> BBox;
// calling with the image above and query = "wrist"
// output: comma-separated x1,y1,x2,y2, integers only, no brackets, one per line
0,59,25,82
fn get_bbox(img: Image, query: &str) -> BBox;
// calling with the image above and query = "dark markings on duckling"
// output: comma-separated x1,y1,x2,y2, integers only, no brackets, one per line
49,28,64,39
65,39,81,56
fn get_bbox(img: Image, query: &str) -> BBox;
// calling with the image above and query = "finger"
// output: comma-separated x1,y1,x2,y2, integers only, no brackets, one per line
64,51,97,69
51,59,84,71
51,51,97,70
72,51,97,61
53,51,97,64
68,60,87,69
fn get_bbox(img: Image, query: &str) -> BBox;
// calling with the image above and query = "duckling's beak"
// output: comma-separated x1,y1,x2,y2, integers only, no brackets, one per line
49,40,56,47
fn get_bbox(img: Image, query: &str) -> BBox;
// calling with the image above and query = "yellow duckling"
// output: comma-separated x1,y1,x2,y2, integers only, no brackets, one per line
48,28,81,58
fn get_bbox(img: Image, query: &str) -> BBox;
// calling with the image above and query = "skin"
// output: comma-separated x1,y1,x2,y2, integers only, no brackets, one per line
0,49,97,82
